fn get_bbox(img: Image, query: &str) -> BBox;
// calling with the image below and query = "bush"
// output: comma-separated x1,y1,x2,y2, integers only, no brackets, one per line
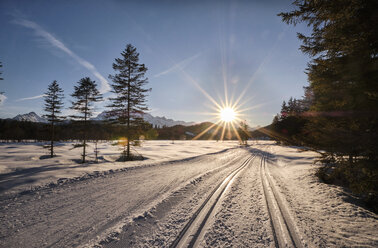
316,158,378,213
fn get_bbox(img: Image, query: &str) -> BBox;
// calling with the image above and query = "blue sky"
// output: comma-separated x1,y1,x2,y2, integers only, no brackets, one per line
0,0,310,126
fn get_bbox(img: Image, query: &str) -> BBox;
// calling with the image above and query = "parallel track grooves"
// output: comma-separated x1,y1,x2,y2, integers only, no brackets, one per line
169,154,255,248
260,148,304,248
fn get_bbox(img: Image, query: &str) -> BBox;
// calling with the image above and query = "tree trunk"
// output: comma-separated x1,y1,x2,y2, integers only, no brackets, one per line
83,138,86,163
349,154,353,165
83,95,88,163
51,108,55,158
51,122,54,158
127,67,131,160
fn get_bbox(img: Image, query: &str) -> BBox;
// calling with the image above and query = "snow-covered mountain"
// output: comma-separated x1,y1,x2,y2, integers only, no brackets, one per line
92,111,195,127
143,113,195,127
13,112,47,123
12,111,196,127
91,111,108,121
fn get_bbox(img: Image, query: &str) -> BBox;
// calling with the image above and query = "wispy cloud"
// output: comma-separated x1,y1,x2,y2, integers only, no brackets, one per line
16,94,46,102
154,53,201,78
13,18,111,93
0,94,7,105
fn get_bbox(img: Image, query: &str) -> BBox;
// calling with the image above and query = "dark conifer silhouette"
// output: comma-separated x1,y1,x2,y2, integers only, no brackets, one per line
279,0,378,159
43,80,65,158
0,61,4,101
70,77,103,163
107,44,150,161
278,0,378,208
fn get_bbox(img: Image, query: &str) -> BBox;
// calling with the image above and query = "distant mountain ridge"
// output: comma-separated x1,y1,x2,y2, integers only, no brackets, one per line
12,111,195,127
92,111,195,127
13,112,47,123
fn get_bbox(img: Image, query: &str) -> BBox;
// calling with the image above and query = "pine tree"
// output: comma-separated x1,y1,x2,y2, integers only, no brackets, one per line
43,80,65,158
0,61,4,101
70,77,103,163
107,44,150,161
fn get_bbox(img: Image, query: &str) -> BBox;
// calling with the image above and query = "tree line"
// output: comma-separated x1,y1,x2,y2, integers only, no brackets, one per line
0,120,249,143
271,0,377,211
0,119,153,141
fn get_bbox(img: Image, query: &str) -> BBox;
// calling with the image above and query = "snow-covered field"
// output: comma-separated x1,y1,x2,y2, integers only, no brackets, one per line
0,140,238,196
0,141,377,247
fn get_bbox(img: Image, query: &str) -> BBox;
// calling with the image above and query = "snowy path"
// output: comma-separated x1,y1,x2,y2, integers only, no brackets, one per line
0,147,247,248
104,142,378,248
1,141,377,247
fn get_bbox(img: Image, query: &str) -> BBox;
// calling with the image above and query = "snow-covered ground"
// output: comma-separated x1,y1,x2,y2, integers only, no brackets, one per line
0,140,238,196
267,145,378,247
0,141,377,247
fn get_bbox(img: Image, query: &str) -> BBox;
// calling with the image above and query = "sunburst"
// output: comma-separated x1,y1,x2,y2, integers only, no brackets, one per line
192,98,251,143
219,107,236,123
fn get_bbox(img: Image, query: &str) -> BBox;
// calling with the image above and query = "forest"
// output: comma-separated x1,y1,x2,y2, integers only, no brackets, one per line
269,0,377,211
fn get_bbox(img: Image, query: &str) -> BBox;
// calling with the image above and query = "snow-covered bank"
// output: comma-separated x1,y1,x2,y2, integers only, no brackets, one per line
266,145,378,247
0,140,238,196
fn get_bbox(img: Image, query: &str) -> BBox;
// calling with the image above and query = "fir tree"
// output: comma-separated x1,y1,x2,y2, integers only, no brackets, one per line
43,80,65,158
70,77,103,163
107,44,150,161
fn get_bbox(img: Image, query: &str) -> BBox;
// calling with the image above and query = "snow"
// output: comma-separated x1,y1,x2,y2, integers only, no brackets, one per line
0,141,377,248
0,140,238,196
12,112,47,123
91,111,195,127
141,113,195,127
0,143,244,248
10,111,195,127
267,145,378,247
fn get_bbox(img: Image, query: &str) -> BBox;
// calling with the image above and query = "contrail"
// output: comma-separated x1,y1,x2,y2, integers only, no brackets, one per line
14,18,111,93
16,94,46,102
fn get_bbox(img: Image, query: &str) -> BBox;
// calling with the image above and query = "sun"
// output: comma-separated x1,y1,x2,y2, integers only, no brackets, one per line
220,107,236,122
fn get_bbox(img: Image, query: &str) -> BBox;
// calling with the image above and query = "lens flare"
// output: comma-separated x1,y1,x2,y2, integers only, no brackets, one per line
220,107,236,122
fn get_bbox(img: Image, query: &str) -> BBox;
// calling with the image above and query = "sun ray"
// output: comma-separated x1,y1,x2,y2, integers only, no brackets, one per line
256,127,293,143
192,120,221,140
220,122,227,141
226,122,232,140
233,28,287,108
217,15,229,108
176,67,223,110
236,103,268,113
232,95,256,110
230,122,242,143
209,122,223,140
237,121,251,138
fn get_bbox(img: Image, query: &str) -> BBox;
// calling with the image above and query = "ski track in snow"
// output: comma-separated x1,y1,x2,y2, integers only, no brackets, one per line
202,153,274,247
267,145,378,247
0,143,244,248
0,141,377,247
